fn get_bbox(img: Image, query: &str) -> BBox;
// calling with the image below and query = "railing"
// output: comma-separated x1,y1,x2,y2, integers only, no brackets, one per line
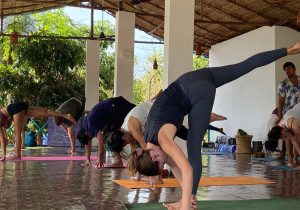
6,117,48,145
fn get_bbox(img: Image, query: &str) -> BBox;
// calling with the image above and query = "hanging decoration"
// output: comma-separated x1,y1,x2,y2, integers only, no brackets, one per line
10,31,18,45
195,43,203,56
153,58,158,70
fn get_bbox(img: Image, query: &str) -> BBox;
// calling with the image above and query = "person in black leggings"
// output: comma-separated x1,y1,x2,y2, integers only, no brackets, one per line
127,42,300,210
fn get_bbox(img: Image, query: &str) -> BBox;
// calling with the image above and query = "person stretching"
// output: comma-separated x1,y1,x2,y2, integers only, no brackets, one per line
127,42,300,210
0,101,76,160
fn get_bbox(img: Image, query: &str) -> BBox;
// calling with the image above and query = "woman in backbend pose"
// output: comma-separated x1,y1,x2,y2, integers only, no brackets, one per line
0,101,76,160
127,42,300,210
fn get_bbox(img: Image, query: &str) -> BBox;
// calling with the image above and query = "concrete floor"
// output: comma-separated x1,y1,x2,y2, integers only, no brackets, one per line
0,147,299,209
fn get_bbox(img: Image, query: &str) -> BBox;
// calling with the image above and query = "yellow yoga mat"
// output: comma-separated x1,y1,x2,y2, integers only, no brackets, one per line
114,176,274,189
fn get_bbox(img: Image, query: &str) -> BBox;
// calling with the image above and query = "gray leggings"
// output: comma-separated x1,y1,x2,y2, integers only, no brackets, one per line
181,48,287,195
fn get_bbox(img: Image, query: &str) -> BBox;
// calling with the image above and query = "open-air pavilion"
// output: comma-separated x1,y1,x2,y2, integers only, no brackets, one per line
1,1,300,209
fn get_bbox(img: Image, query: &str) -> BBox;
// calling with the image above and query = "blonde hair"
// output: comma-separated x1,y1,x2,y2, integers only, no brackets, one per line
127,149,160,176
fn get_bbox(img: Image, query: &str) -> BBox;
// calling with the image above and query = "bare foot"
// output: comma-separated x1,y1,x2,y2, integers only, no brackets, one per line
287,42,300,55
0,156,6,161
6,153,21,161
210,113,227,122
164,200,181,210
67,148,76,155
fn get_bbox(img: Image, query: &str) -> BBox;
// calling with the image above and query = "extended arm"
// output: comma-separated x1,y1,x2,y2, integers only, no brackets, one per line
95,130,105,168
84,139,92,166
127,117,147,149
158,125,192,210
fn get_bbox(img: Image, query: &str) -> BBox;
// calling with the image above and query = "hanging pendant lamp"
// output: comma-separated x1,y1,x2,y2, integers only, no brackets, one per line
10,31,19,45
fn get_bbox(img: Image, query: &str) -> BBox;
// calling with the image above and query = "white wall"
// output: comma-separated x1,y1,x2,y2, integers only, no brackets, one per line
210,26,300,143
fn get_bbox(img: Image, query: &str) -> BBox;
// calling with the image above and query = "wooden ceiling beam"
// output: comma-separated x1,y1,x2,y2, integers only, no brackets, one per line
0,32,164,44
226,0,278,23
261,0,295,15
195,22,231,39
1,5,61,17
106,0,164,39
195,11,241,34
2,0,116,11
201,1,253,24
134,0,236,42
194,32,215,43
195,19,272,26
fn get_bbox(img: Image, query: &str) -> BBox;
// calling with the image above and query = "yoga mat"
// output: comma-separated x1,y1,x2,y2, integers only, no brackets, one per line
123,198,300,210
114,176,274,189
21,156,97,161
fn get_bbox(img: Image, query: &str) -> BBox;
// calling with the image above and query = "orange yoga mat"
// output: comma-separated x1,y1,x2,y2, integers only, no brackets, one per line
114,176,274,189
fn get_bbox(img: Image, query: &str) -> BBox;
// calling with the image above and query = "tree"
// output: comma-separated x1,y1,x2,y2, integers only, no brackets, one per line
193,55,209,70
133,51,163,104
0,9,116,107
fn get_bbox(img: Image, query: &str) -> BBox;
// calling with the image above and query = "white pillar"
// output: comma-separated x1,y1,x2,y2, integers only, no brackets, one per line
86,40,100,110
163,0,195,87
164,0,195,158
114,11,135,102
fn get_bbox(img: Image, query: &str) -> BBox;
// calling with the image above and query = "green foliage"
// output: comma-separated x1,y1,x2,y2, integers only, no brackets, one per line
99,48,115,99
133,51,163,104
16,38,85,79
193,55,209,70
0,10,115,108
133,79,146,104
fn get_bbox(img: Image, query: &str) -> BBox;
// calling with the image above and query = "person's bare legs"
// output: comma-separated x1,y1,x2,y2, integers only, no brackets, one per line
21,128,26,149
210,113,227,122
0,128,8,161
67,125,76,154
8,111,26,160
